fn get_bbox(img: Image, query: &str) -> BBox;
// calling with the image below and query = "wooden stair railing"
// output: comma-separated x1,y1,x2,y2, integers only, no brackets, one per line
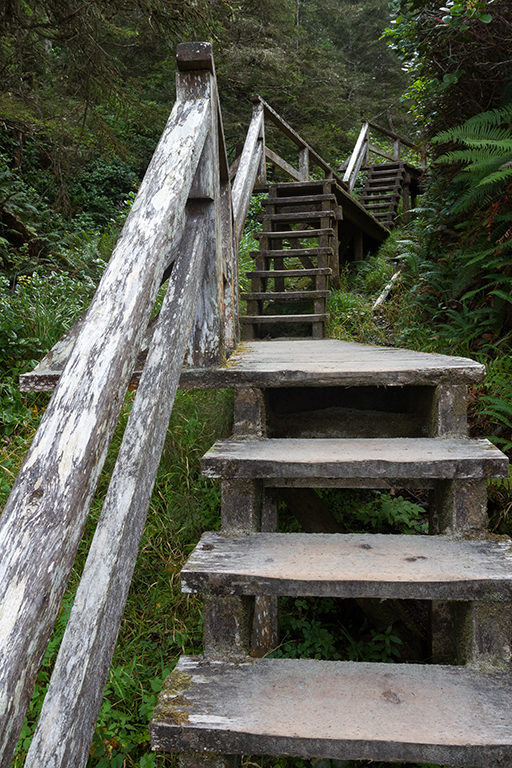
0,43,239,768
343,120,424,228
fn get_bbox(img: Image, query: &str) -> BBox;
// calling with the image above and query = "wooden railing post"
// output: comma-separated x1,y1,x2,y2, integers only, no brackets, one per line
299,146,309,181
177,43,228,366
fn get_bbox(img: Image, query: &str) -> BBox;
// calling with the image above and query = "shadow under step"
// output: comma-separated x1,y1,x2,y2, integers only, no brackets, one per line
182,531,512,601
201,437,508,481
150,656,512,767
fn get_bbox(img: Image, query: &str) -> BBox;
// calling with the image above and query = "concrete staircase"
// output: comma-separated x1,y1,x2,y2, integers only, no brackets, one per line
150,339,512,767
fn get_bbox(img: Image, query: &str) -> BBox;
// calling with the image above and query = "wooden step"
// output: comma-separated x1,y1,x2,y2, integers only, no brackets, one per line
183,531,512,601
367,177,400,186
360,193,399,201
262,210,335,223
22,339,486,393
151,656,512,767
201,437,508,481
273,180,336,192
255,228,334,240
240,314,329,326
241,291,330,302
249,248,333,259
264,194,336,206
246,268,332,278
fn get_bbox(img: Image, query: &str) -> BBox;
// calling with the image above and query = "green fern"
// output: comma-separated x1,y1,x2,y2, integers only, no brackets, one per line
433,103,512,211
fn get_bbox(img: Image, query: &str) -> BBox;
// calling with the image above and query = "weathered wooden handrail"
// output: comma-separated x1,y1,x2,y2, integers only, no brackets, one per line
343,122,370,193
343,120,424,192
0,42,236,768
230,94,346,202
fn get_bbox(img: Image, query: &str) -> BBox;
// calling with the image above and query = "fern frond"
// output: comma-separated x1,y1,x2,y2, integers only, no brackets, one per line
476,167,512,188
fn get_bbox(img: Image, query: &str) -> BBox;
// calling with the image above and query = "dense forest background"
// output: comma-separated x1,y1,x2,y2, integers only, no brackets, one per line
2,1,512,766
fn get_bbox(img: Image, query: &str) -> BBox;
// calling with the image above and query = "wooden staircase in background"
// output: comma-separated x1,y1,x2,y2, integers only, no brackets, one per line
151,338,512,768
240,180,339,341
359,161,421,229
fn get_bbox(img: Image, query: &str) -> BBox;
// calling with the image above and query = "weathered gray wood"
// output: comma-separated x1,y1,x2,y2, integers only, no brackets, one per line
233,388,266,437
25,201,210,768
239,314,330,325
0,92,211,768
255,227,335,240
151,655,512,767
264,147,302,183
182,531,512,602
246,268,332,278
254,97,346,187
231,102,264,245
431,478,489,535
343,122,369,191
202,437,508,481
241,291,330,301
453,600,512,669
20,337,487,394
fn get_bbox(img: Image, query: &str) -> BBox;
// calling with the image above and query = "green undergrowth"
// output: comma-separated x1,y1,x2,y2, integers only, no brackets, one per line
6,388,232,768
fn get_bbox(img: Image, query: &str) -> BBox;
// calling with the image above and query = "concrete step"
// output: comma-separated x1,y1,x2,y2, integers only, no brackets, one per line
150,656,512,767
241,291,330,302
201,437,508,481
183,531,512,601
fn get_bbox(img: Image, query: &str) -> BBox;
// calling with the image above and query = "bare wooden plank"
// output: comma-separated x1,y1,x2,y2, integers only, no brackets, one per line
25,202,209,768
246,269,332,278
343,122,369,192
264,147,302,182
241,291,330,301
182,531,512,602
231,102,264,245
254,96,346,186
0,93,211,768
20,338,488,394
151,656,512,767
255,228,334,239
239,314,329,325
201,438,508,481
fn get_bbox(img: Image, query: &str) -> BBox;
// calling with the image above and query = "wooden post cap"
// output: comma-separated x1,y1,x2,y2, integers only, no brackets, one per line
176,42,213,72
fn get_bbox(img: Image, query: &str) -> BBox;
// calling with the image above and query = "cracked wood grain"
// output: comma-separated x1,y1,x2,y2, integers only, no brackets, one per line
0,94,210,767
